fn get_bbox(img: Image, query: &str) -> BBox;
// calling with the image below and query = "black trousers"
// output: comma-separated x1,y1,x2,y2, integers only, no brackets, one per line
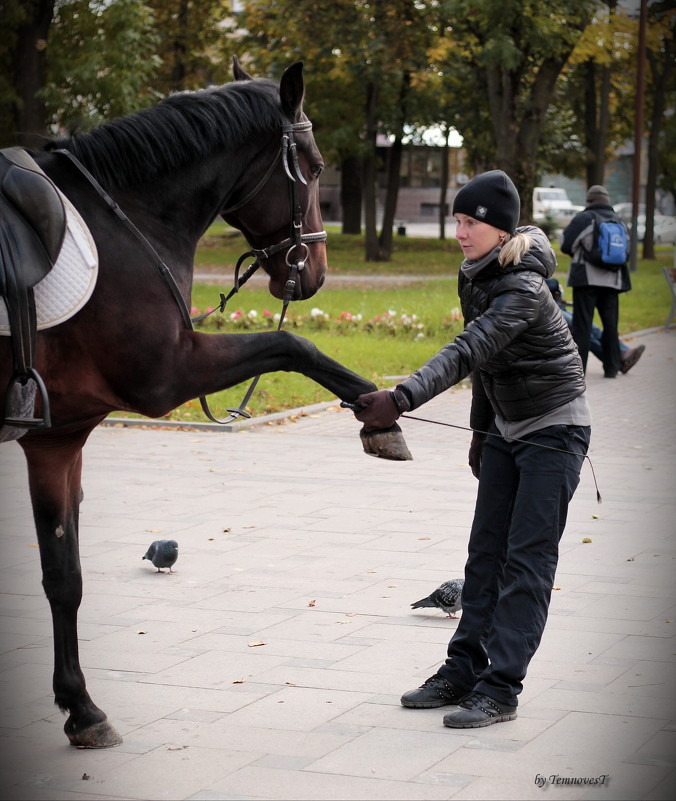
571,286,621,376
438,424,590,707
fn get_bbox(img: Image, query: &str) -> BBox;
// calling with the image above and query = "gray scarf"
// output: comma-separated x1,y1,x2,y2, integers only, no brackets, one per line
460,245,501,280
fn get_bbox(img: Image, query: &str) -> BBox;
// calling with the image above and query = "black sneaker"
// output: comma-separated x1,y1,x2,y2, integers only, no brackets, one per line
400,674,469,709
442,691,517,728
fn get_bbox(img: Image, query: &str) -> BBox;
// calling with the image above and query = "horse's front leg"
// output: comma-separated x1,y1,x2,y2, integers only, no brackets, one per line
20,430,122,748
186,330,413,460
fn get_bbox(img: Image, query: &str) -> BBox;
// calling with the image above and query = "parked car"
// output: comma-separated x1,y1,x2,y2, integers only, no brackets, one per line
532,187,582,227
613,204,676,243
654,216,676,244
614,202,645,224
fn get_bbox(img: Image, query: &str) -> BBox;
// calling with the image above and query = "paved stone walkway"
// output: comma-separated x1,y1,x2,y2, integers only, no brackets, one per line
0,327,674,800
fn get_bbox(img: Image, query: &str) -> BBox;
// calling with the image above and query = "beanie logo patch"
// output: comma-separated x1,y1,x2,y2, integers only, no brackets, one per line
475,205,488,219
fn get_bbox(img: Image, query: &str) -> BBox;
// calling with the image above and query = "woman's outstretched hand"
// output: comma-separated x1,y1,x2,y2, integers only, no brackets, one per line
352,389,410,430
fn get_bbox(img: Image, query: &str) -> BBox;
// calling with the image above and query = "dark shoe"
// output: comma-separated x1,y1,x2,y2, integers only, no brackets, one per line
603,371,617,378
401,674,469,709
442,691,517,728
619,344,645,374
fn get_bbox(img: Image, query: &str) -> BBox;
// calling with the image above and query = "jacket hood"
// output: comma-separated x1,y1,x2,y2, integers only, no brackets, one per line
508,225,557,279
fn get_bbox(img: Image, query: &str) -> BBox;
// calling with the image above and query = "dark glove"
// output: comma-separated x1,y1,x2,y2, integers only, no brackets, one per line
468,432,486,479
353,388,410,431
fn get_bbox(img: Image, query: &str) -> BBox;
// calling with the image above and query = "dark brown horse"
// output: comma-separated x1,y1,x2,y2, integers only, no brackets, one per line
0,60,410,748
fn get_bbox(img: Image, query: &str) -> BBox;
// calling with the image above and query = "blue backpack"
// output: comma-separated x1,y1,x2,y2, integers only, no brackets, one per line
584,211,628,270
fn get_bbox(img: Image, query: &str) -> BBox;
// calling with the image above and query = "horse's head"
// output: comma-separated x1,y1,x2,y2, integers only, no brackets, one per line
221,61,327,302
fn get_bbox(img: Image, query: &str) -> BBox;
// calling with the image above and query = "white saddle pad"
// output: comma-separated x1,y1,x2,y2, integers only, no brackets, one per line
0,189,98,335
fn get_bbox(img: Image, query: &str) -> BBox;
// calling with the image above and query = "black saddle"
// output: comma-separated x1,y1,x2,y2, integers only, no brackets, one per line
0,146,66,429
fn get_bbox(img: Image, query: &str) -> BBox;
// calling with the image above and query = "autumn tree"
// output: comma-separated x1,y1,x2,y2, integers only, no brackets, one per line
437,0,597,222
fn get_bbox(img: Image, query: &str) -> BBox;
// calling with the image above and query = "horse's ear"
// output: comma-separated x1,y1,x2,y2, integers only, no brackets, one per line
280,62,305,120
232,56,254,81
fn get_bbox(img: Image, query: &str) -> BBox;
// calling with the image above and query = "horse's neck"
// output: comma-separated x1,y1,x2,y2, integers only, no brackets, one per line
119,157,233,253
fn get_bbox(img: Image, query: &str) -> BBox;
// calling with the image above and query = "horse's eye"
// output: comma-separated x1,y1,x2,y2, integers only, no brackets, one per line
311,164,324,178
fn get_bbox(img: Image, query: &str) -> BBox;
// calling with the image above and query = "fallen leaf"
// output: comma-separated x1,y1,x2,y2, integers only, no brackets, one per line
553,586,561,591
82,774,90,781
232,678,246,684
286,681,296,686
418,537,431,540
381,595,391,598
308,600,316,607
248,640,266,647
146,528,161,533
592,514,599,519
208,537,215,541
136,630,147,635
223,527,231,533
582,537,592,543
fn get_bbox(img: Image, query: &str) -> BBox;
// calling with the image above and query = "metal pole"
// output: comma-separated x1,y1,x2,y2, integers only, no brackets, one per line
629,0,647,272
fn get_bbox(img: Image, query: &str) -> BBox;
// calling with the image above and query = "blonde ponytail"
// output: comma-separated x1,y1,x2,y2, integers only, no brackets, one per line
498,231,532,266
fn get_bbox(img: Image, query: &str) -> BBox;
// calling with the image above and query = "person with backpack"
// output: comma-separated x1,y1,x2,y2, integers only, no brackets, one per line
545,278,645,374
560,185,631,378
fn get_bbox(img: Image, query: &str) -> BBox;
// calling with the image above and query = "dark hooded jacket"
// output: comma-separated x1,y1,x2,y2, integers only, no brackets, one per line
398,226,586,433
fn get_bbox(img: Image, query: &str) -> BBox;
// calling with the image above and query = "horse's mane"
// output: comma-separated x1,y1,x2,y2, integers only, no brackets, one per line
45,79,288,190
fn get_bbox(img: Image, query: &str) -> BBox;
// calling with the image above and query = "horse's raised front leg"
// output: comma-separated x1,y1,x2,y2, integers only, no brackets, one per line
178,330,412,460
20,429,122,748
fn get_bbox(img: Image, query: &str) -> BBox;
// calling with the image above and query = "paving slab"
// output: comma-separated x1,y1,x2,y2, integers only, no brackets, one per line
0,326,674,800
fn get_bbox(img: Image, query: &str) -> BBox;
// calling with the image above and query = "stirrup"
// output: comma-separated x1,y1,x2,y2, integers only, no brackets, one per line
3,368,51,429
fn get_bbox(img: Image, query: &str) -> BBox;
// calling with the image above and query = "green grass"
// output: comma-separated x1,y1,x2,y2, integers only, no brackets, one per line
115,225,675,422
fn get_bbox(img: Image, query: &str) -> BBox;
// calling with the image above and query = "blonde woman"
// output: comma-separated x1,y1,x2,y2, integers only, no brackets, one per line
352,170,591,728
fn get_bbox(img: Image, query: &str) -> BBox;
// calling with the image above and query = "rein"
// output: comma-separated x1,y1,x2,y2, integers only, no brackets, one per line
54,118,326,426
341,402,602,503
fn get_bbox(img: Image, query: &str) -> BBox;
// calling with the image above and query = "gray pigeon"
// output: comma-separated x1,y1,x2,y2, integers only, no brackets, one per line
411,579,464,618
142,540,178,573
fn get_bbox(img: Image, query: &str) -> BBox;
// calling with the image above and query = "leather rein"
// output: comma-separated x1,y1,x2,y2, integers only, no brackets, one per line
54,119,327,426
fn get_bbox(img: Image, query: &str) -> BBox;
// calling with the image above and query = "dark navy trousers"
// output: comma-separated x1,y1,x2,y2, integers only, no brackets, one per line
572,286,621,376
438,423,590,707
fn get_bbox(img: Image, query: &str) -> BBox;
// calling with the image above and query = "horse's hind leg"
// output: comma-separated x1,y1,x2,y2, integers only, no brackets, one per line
20,431,122,748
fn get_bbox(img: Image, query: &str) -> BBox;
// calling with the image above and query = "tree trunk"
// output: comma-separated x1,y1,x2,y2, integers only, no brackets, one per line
170,0,190,91
439,129,450,240
643,29,674,260
363,80,381,261
583,60,598,186
7,0,55,149
377,133,403,259
340,154,362,234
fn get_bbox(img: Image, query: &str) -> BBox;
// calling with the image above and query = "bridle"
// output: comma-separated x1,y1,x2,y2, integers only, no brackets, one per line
212,120,327,313
54,118,327,426
192,118,328,424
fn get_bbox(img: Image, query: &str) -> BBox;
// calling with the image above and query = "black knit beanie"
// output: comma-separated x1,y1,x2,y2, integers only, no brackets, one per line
452,170,520,235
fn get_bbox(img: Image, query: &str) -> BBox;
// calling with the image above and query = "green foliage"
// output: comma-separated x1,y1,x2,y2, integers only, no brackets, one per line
40,0,162,130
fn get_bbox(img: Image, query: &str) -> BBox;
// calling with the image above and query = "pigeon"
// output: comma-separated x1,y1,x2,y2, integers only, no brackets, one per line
142,540,178,573
411,579,464,618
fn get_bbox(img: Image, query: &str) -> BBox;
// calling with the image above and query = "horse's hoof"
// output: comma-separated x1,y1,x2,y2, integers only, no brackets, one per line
360,423,413,461
66,719,123,748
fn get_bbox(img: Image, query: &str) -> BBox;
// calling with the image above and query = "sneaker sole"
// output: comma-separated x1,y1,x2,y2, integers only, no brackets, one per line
401,698,458,709
443,711,517,728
